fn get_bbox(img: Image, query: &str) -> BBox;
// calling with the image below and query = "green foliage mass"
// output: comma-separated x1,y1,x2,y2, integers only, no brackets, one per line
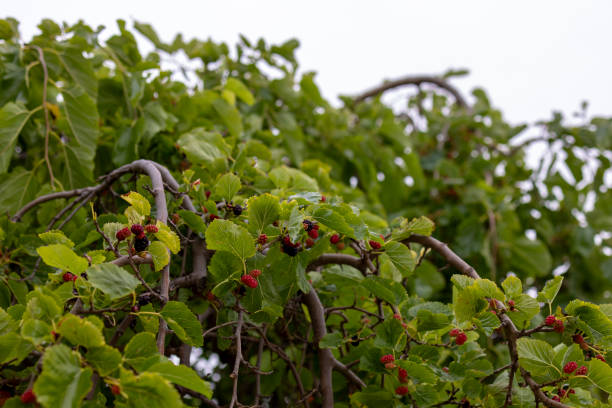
0,16,611,407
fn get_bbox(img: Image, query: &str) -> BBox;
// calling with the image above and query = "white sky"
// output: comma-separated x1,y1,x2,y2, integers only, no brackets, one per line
6,1,612,125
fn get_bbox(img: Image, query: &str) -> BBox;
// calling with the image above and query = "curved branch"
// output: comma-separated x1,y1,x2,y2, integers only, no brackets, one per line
352,74,469,109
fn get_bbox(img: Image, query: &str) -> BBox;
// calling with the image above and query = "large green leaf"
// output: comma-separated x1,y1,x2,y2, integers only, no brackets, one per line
61,86,99,186
0,168,39,214
566,299,612,340
176,128,231,165
59,48,98,100
86,345,122,376
384,241,416,276
247,193,280,234
160,301,203,347
508,238,552,277
214,172,241,202
205,219,255,261
148,241,170,272
34,344,93,408
0,102,32,174
149,361,213,398
517,338,561,380
213,97,242,137
120,370,182,408
86,263,141,300
586,359,612,394
37,244,88,274
57,314,104,348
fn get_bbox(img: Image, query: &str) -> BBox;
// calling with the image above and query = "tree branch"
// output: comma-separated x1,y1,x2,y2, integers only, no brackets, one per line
352,74,469,109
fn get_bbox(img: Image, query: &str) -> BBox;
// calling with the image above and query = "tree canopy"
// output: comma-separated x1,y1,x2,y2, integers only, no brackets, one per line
0,17,611,408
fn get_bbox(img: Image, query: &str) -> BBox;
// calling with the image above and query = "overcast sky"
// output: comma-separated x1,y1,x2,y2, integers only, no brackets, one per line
6,1,612,125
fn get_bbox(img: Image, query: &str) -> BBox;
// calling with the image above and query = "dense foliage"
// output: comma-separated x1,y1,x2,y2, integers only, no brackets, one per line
0,17,611,408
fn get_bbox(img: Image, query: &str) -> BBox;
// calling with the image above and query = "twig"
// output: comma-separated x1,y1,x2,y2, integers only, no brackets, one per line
229,309,244,408
31,45,54,187
352,74,469,109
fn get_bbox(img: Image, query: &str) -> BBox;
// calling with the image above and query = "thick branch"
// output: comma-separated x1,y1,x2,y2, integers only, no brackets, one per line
353,74,469,109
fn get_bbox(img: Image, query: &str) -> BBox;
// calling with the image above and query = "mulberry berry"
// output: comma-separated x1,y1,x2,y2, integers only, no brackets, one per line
395,386,408,396
398,367,408,383
563,361,577,374
232,205,243,216
145,224,158,233
380,354,395,364
305,238,315,248
449,328,461,337
241,275,258,288
249,269,262,278
21,389,36,404
116,227,131,241
575,365,587,376
130,224,144,235
330,234,340,244
258,234,267,244
455,332,468,345
369,240,382,250
545,315,556,326
303,220,314,231
308,229,319,239
134,235,150,252
63,272,77,282
553,319,565,333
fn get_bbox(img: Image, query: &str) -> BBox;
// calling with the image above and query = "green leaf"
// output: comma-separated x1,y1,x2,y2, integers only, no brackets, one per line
508,238,552,277
149,361,213,398
310,205,354,237
502,275,523,298
214,173,241,202
0,332,34,364
148,241,170,272
517,338,561,380
121,191,151,217
23,292,61,322
160,301,203,347
86,345,122,376
225,78,254,105
247,193,280,234
213,97,242,137
398,361,438,384
320,332,344,349
537,276,563,304
37,244,88,274
566,300,612,340
38,230,75,248
124,332,160,371
21,319,51,345
0,168,39,214
475,278,505,300
586,359,612,394
86,263,141,300
61,86,99,186
507,294,540,329
384,241,416,276
33,344,93,408
362,276,408,306
120,371,182,408
177,210,207,234
205,219,255,261
391,216,435,240
59,48,98,100
57,314,104,348
154,222,180,254
0,103,32,174
176,128,231,165
374,319,406,352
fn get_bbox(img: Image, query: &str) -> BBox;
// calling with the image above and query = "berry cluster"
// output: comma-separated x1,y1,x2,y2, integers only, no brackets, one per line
258,234,267,244
329,234,345,250
281,236,300,257
562,361,587,376
449,328,468,345
241,269,263,289
116,223,158,253
62,272,78,282
380,354,396,369
544,315,565,333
